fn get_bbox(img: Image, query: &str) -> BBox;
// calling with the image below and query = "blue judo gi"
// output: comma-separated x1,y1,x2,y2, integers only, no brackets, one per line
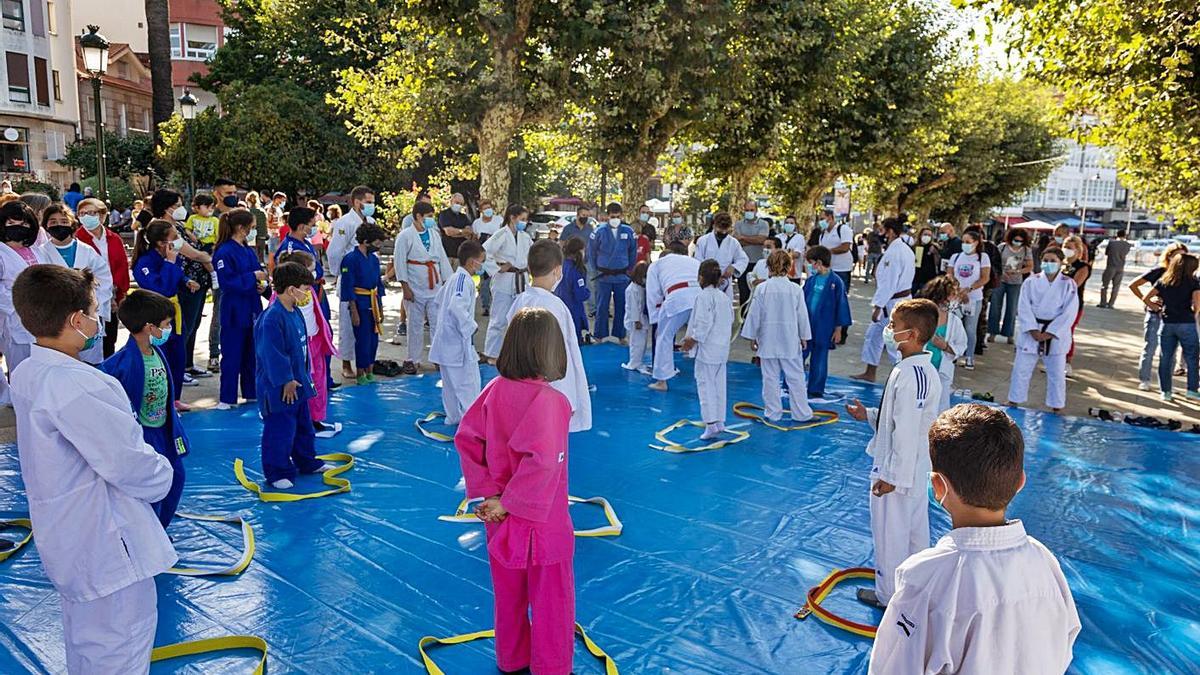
254,301,323,483
99,339,190,528
133,250,187,401
554,257,591,342
802,271,852,397
275,235,334,389
339,247,385,369
214,240,264,404
588,223,638,339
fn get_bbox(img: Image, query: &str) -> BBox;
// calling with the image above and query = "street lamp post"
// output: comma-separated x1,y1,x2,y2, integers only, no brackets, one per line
179,89,198,204
80,25,110,201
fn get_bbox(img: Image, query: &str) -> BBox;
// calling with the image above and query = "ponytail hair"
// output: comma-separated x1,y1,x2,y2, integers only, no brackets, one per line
216,208,255,249
134,219,174,264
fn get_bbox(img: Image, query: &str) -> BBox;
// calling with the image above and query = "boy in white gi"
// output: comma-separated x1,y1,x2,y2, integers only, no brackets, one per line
647,241,701,391
9,265,176,673
869,404,1080,673
430,240,485,425
692,212,749,301
745,236,780,289
741,250,814,422
507,239,592,432
395,201,453,375
482,204,533,361
1006,247,1079,413
682,259,733,439
622,261,651,373
854,217,915,383
846,299,941,608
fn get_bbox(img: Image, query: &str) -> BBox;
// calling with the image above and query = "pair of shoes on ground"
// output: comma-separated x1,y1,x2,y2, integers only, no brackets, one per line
356,373,377,385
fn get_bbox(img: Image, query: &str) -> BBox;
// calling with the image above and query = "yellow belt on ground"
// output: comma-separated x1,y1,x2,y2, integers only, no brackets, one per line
418,622,618,675
732,402,841,431
0,518,32,563
416,411,455,443
233,452,355,502
649,419,750,453
353,287,383,334
166,512,256,576
151,634,267,673
794,567,879,639
439,495,623,537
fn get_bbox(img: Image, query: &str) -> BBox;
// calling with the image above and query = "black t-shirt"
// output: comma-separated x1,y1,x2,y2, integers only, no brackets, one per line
1154,276,1200,324
438,208,471,257
1066,260,1091,304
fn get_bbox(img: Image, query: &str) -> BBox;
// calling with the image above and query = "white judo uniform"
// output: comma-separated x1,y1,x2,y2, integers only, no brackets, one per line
936,309,969,413
1007,271,1079,410
35,241,114,365
394,225,453,365
0,244,34,392
429,267,481,424
11,345,177,674
863,239,915,367
646,253,701,382
686,286,733,425
741,276,814,421
327,210,374,360
869,520,1081,674
746,257,769,288
482,226,532,358
693,232,749,300
864,352,940,605
507,286,592,432
623,282,650,371
779,232,807,280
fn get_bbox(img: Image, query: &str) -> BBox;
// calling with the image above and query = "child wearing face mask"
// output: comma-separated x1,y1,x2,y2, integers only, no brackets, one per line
0,201,40,382
339,223,387,385
506,240,592,432
683,259,734,440
802,246,851,403
746,236,779,288
431,241,486,426
845,299,941,609
869,404,1079,674
278,251,341,437
917,275,968,413
482,204,533,361
100,290,191,528
76,198,130,358
778,215,806,285
133,220,191,411
1005,248,1078,413
213,208,267,410
555,236,591,344
36,205,114,364
394,201,453,375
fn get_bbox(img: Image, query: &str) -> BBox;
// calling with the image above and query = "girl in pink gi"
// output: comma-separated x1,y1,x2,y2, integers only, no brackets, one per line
454,306,575,675
276,250,342,437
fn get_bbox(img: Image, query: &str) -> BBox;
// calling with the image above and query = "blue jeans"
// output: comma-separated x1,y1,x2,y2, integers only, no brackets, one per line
1158,322,1199,394
987,282,1021,338
1139,311,1161,384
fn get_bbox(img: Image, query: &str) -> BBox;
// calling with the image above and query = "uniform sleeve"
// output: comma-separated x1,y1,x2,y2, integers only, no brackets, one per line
868,569,937,675
732,241,749,275
454,393,503,499
87,249,114,310
449,278,478,337
833,276,852,327
51,386,173,503
687,294,715,342
339,257,356,301
135,257,185,297
482,230,503,276
438,240,453,286
215,249,257,293
740,287,763,340
392,233,411,286
376,256,387,296
872,251,897,307
501,391,571,522
646,268,664,322
626,227,638,264
258,313,298,390
1017,277,1037,334
1046,283,1078,340
879,373,926,489
796,287,812,341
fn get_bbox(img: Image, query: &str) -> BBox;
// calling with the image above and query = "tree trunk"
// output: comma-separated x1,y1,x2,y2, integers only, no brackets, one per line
620,153,656,210
145,0,174,149
730,167,756,212
476,104,522,212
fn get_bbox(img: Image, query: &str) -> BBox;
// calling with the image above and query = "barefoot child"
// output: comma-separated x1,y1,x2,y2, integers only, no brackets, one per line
395,201,452,375
741,249,814,422
1006,247,1078,413
646,241,701,391
430,240,485,425
916,275,968,413
622,261,650,372
10,265,175,672
454,307,575,675
339,223,387,384
683,259,733,440
507,239,592,432
100,290,191,528
802,246,851,402
482,204,533,361
279,250,341,438
845,298,941,608
255,262,333,489
869,404,1081,673
554,236,590,344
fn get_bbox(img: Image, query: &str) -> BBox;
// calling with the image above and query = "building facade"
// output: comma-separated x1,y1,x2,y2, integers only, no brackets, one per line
75,40,152,139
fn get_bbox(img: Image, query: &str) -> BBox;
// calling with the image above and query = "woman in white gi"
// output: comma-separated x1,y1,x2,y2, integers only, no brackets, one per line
430,240,485,425
778,215,807,284
741,249,814,422
395,201,453,374
647,241,701,390
1006,247,1079,413
692,212,748,301
482,204,533,361
36,205,114,365
682,259,733,439
946,229,990,371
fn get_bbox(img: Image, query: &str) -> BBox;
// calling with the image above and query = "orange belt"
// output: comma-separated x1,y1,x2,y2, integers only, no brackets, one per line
657,281,692,308
353,287,383,334
407,259,441,290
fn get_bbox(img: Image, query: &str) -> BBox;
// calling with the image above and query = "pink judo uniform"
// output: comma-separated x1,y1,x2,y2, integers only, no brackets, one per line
455,376,575,675
272,288,338,423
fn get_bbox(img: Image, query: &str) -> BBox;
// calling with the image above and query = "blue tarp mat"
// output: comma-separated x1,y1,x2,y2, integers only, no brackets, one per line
0,345,1196,673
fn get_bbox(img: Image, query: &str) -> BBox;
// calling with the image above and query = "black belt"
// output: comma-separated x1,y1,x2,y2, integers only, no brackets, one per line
1037,318,1053,355
512,268,527,293
597,267,628,278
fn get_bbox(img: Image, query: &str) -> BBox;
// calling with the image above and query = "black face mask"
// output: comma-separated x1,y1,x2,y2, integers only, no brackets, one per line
4,224,29,242
715,230,729,244
48,225,75,241
365,244,380,255
223,195,240,208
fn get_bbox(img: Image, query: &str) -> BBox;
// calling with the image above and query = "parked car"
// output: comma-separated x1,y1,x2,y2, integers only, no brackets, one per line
530,210,575,238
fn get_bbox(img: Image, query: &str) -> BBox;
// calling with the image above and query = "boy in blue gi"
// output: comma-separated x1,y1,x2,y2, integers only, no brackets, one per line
803,245,852,403
100,290,191,528
339,223,387,384
255,261,331,490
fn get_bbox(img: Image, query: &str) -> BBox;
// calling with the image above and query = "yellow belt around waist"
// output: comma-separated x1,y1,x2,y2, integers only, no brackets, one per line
353,287,383,334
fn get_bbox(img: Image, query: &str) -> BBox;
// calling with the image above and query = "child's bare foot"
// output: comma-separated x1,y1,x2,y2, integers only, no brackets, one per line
648,380,668,391
271,478,294,490
851,366,877,383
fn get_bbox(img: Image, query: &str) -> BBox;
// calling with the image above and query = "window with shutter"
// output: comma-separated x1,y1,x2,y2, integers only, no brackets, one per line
6,51,30,103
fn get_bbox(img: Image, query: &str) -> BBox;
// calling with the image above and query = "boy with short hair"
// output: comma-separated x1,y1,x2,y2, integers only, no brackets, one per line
869,404,1081,673
100,290,192,528
803,246,851,402
339,223,387,384
845,298,941,608
395,201,453,374
10,265,176,672
256,261,333,489
278,250,341,438
430,240,485,425
506,239,593,432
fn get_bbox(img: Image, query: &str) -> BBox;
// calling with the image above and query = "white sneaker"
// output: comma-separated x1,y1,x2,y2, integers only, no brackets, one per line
271,479,294,489
620,362,638,371
214,402,234,411
1138,382,1151,391
314,422,343,439
310,463,336,473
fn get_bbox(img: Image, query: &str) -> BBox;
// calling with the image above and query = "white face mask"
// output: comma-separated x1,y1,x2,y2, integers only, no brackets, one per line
1064,247,1078,259
608,217,621,228
963,242,976,254
171,206,188,221
451,203,463,213
639,213,650,222
920,234,932,244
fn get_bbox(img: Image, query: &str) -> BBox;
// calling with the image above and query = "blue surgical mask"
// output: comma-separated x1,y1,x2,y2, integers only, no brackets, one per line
515,220,527,232
362,203,376,218
80,214,103,230
1053,236,1064,244
963,243,976,254
150,326,172,346
423,216,436,229
744,211,756,220
671,216,683,225
1041,261,1060,276
783,222,796,233
818,220,828,231
805,263,816,276
75,312,100,351
483,208,495,218
639,213,650,222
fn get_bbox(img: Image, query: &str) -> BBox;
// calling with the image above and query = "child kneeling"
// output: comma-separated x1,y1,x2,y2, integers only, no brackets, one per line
454,307,576,675
682,259,733,440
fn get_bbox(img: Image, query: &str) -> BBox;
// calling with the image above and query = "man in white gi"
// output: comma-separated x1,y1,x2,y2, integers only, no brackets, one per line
395,202,453,375
692,212,749,301
846,299,941,608
10,265,176,673
1006,247,1079,412
326,185,375,379
647,241,701,391
870,404,1080,674
430,240,485,424
741,250,814,422
854,217,915,383
507,240,592,432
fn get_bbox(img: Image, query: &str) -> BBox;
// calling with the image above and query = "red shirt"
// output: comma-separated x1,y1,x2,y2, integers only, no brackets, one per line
76,226,130,303
636,234,651,264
